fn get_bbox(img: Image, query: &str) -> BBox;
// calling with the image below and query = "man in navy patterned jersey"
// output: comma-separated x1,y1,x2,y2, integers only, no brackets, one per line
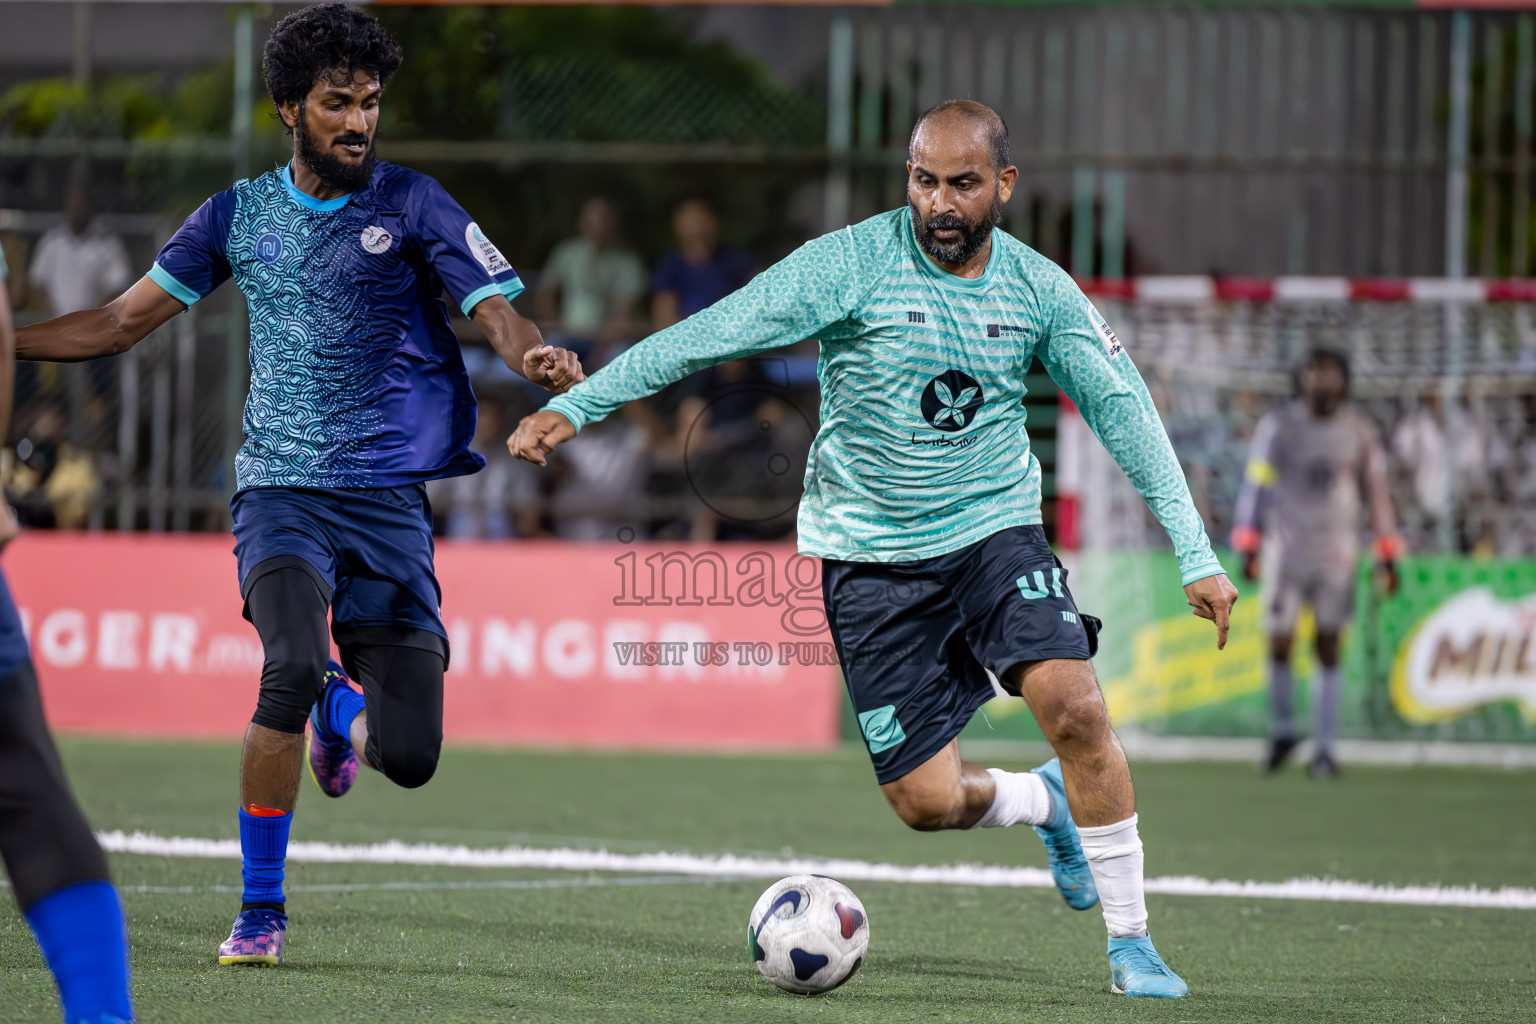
18,4,583,966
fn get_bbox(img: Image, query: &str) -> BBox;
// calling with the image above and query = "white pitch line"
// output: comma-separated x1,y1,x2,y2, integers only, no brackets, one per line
96,830,1536,911
107,876,722,896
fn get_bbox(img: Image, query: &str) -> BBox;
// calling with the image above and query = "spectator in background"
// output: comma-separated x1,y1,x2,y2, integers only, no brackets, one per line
4,400,100,529
548,401,658,541
28,185,130,318
534,197,645,364
1391,387,1451,550
649,198,765,539
28,183,131,408
429,399,546,540
650,197,756,330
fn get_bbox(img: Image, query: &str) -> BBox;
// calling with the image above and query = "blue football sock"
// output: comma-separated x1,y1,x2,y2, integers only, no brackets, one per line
238,805,292,907
321,662,365,743
25,879,135,1024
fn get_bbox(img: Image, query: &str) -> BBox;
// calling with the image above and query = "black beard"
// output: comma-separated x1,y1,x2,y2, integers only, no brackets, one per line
909,192,1003,265
296,108,377,194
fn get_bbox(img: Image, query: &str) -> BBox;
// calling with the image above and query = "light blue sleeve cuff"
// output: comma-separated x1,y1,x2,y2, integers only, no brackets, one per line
500,277,525,302
1180,560,1228,587
459,282,501,318
542,395,588,434
148,263,201,308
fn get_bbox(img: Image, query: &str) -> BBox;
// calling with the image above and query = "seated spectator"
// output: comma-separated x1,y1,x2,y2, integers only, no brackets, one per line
5,401,101,529
429,399,546,540
650,197,756,329
534,197,645,364
548,401,659,541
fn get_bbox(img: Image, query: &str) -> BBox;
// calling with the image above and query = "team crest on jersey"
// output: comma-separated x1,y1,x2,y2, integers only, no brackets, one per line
255,232,284,265
465,222,512,277
919,370,985,432
360,225,393,254
1089,305,1124,358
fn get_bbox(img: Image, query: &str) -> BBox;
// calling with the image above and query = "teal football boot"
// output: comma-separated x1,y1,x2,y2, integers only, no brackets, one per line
1108,934,1188,998
1030,757,1099,910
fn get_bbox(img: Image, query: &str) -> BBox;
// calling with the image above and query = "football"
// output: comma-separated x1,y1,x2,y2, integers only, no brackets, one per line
747,874,869,994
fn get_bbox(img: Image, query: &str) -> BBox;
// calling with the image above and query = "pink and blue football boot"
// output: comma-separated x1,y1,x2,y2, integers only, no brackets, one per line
306,660,360,798
217,907,287,966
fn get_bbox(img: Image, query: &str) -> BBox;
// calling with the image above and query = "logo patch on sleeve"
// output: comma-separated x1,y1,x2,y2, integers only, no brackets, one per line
465,222,512,277
1089,305,1124,358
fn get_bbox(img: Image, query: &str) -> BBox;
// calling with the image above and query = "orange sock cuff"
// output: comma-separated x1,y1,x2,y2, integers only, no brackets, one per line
245,804,289,818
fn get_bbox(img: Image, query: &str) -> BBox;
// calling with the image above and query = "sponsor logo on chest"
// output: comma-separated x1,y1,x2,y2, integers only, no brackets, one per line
909,369,989,452
360,225,393,254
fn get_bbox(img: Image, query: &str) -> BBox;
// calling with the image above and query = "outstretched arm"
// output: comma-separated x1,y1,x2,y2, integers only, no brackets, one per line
510,230,868,463
1036,277,1237,647
469,294,584,392
16,276,184,363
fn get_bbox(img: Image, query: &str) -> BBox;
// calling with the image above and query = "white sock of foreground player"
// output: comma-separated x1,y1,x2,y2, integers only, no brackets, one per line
969,768,1053,828
1078,814,1148,937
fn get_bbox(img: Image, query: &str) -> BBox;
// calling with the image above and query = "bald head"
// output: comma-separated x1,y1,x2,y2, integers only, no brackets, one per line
909,100,1010,174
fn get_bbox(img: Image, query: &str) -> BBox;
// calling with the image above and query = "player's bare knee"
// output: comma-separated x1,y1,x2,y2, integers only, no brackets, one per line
883,783,960,831
891,797,951,831
1315,632,1341,667
1041,692,1110,750
1268,634,1294,664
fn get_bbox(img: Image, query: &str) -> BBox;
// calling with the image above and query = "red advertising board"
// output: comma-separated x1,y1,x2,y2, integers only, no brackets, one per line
3,533,841,751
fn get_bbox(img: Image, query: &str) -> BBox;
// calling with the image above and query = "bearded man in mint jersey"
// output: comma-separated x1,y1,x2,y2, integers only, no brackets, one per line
512,100,1238,998
18,4,583,967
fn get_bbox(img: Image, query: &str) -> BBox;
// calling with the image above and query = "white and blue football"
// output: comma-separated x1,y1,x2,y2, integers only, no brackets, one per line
748,874,869,994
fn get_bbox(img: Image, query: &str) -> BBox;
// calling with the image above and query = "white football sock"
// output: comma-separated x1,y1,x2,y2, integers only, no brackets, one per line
1078,814,1148,937
970,768,1052,829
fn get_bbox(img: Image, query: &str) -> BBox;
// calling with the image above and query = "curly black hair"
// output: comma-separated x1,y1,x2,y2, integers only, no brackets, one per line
261,3,402,124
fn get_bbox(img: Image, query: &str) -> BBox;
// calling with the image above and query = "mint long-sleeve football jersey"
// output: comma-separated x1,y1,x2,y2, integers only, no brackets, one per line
544,208,1224,584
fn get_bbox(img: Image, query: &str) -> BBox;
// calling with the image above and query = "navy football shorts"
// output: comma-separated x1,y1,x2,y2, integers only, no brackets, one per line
822,525,1100,784
231,485,448,660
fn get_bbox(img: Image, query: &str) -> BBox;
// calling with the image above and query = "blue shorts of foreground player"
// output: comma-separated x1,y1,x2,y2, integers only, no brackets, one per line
231,485,447,657
823,525,1101,784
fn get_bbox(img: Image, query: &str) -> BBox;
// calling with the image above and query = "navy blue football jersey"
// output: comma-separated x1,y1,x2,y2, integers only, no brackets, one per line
150,162,523,489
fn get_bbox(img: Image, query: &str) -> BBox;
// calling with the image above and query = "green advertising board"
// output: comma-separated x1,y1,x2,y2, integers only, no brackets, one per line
958,550,1536,744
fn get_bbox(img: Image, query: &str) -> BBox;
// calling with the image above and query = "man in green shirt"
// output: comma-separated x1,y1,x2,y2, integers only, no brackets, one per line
511,100,1239,999
534,196,646,356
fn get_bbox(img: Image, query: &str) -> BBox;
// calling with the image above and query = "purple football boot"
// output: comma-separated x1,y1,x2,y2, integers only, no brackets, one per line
306,660,359,798
217,907,287,966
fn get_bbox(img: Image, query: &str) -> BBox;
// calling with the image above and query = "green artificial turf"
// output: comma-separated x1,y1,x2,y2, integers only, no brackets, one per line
1,739,1532,1023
